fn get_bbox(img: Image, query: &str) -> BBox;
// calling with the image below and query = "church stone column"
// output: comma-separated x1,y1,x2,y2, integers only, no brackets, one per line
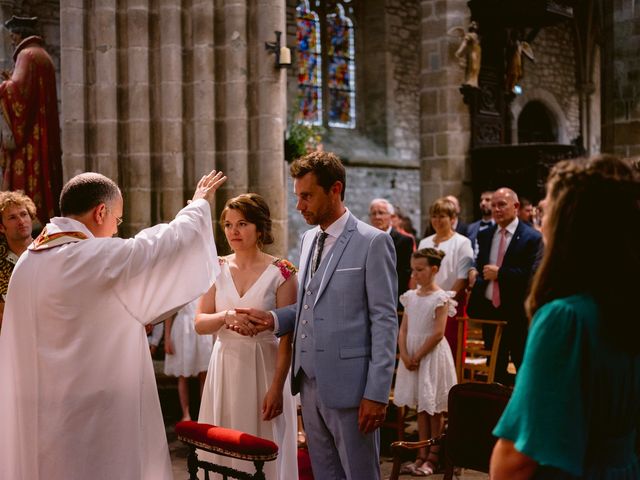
60,0,89,178
92,0,119,182
124,0,153,233
248,0,288,256
157,0,185,221
189,0,216,188
419,0,472,227
602,1,640,157
59,0,289,248
215,0,250,202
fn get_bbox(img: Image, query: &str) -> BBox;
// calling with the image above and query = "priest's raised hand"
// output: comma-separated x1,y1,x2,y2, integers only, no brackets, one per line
192,170,227,204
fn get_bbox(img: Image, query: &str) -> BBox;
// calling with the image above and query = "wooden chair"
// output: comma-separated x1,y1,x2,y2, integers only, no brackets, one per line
455,317,507,384
382,352,407,441
382,311,409,441
176,421,278,480
388,382,512,480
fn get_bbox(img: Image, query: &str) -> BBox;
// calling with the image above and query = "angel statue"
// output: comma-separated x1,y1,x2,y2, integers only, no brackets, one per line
506,36,534,93
449,21,481,88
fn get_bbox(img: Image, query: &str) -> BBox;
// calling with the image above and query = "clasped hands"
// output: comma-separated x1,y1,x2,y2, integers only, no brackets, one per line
225,308,274,336
400,352,421,371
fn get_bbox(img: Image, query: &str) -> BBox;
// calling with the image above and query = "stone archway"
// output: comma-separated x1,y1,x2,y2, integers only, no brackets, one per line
510,88,569,144
517,101,558,143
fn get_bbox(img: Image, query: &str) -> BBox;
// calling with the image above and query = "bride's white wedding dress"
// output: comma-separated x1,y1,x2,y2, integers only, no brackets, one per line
198,258,298,479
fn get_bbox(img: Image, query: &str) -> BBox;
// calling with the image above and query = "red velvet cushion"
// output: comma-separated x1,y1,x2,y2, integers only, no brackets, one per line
176,421,278,457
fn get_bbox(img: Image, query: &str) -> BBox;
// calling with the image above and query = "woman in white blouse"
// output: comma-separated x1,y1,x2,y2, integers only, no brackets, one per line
418,197,474,360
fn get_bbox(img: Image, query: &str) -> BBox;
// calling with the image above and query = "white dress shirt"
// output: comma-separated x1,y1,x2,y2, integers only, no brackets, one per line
274,208,350,331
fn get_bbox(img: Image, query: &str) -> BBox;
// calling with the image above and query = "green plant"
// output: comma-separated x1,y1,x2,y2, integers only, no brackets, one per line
284,121,324,162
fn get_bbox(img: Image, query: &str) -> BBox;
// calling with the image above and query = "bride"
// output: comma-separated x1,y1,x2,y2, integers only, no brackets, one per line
195,193,298,479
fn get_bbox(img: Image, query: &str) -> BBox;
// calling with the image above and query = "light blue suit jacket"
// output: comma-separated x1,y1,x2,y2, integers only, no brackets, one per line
276,213,399,409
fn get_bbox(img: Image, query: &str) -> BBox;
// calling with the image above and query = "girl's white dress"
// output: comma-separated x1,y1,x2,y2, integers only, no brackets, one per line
164,299,213,377
393,289,458,414
198,258,298,480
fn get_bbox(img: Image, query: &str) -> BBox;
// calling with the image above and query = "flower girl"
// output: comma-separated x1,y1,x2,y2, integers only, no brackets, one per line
394,248,458,476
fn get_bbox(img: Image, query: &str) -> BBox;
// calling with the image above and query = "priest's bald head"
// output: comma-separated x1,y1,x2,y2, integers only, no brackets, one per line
60,172,123,238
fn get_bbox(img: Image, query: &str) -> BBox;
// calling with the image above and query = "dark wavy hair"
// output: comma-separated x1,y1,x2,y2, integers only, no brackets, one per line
220,193,274,247
526,155,640,351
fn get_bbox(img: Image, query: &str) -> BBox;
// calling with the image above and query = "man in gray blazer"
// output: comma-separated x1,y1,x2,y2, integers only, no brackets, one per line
239,151,398,479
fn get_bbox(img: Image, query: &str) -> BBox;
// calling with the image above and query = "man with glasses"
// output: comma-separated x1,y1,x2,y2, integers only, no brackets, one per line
0,170,226,480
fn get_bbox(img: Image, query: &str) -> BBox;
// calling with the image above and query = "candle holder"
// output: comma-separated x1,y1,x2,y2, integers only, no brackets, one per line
265,31,292,69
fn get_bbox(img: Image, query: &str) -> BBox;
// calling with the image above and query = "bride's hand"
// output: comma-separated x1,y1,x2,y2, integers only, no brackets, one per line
235,308,275,331
224,310,258,337
262,387,283,421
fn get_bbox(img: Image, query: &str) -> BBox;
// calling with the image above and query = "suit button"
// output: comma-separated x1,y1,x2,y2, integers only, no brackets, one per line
303,304,309,310
301,334,307,339
302,320,308,325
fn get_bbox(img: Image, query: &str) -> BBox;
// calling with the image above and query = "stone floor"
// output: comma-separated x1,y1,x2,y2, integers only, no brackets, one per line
157,362,488,480
168,433,487,480
165,408,487,480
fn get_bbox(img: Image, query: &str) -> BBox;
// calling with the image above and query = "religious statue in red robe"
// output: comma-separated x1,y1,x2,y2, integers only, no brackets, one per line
0,16,63,225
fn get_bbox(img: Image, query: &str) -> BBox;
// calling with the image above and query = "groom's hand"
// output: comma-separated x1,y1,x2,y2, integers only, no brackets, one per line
235,308,275,333
358,398,387,434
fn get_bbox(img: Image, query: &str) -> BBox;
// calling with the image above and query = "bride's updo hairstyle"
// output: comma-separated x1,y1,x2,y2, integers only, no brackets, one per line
220,193,274,246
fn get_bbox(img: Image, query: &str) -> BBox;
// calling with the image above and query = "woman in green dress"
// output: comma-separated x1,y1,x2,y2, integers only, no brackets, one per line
490,155,640,479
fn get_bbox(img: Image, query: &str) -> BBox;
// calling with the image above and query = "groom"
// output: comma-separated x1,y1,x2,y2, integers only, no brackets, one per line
239,151,398,479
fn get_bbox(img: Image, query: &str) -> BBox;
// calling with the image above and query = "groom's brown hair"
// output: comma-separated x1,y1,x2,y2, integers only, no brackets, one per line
290,151,346,201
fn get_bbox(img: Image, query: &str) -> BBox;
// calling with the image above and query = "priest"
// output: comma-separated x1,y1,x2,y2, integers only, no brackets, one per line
0,170,226,479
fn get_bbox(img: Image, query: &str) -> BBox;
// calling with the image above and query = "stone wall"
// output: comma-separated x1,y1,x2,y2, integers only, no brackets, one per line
419,0,473,226
511,22,580,144
385,0,420,163
284,0,420,166
57,0,289,256
602,0,640,157
283,0,422,261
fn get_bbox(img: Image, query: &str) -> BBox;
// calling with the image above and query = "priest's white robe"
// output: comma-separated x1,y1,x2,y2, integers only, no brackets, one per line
0,198,220,480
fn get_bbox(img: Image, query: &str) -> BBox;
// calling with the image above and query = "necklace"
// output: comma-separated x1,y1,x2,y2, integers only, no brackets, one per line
433,231,454,246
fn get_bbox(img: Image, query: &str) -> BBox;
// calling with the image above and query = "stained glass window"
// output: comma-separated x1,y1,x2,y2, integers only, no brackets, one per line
326,4,355,128
295,0,356,129
296,1,322,125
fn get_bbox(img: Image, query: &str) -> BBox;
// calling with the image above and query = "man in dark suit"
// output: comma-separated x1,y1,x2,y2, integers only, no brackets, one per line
467,188,542,385
467,190,494,250
369,198,414,304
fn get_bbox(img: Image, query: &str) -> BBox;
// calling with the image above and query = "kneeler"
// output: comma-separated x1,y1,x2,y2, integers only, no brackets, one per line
176,421,278,480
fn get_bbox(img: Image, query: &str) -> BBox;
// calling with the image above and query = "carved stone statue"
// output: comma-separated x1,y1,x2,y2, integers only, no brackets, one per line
506,35,534,93
450,21,481,88
0,16,62,224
